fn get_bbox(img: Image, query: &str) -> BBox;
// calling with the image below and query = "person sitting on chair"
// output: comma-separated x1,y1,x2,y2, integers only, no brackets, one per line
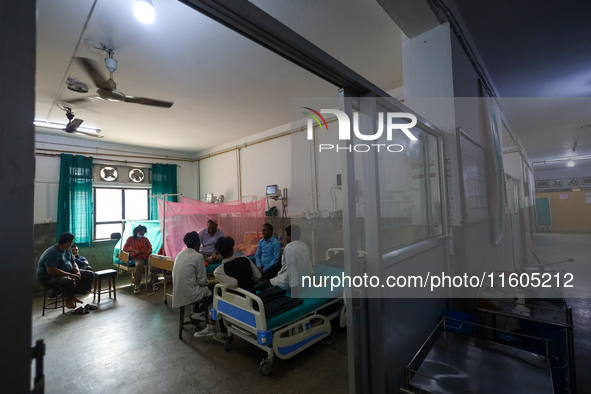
70,245,92,271
255,223,281,281
123,225,157,294
36,232,95,311
254,224,313,295
172,231,212,322
198,219,225,264
195,236,261,342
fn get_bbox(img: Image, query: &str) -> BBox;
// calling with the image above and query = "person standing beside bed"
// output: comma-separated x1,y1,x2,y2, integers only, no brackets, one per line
255,223,281,281
123,225,157,294
172,231,212,321
195,236,261,342
254,224,313,295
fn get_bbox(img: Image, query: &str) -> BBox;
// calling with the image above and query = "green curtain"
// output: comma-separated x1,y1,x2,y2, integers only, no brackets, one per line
56,153,93,247
150,163,178,220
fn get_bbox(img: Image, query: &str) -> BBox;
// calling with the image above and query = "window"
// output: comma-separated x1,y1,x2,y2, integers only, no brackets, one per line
94,188,149,240
375,103,443,252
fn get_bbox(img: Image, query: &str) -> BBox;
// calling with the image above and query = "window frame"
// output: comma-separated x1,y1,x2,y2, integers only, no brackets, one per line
93,187,150,240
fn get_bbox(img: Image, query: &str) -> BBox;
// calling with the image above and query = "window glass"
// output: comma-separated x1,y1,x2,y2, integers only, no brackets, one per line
377,127,428,251
94,188,149,240
95,189,122,222
124,189,149,220
95,223,122,240
428,133,443,236
374,105,443,252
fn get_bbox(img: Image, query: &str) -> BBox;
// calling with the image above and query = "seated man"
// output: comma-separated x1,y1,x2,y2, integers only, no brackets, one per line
254,224,313,295
195,236,261,342
36,232,95,310
71,245,92,271
172,231,212,321
198,219,225,264
255,223,281,281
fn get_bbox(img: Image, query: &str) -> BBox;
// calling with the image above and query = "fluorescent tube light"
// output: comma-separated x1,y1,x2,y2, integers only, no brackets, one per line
34,120,101,134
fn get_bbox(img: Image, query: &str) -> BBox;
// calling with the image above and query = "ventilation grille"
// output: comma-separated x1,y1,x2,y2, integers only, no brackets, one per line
536,180,550,188
582,177,591,185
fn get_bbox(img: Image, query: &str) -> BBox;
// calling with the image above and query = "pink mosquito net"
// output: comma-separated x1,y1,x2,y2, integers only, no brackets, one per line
157,197,265,259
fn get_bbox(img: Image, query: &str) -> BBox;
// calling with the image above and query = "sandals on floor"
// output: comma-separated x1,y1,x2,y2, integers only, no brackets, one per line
71,306,89,315
84,304,98,311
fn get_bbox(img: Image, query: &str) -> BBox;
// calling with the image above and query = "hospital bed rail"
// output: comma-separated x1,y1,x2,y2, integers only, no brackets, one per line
211,284,343,375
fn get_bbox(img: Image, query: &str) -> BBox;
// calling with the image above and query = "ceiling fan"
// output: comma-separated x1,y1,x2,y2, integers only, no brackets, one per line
67,48,174,108
62,107,103,138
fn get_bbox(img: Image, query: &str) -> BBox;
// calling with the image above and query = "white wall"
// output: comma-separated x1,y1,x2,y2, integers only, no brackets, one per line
241,136,291,205
34,133,197,223
197,114,343,218
198,150,239,202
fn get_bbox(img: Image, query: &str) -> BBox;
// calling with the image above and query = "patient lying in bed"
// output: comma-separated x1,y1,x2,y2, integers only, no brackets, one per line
233,239,258,256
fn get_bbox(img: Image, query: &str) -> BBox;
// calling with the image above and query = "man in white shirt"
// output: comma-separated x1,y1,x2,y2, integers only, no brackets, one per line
172,231,212,321
197,220,225,263
195,236,261,342
254,225,313,294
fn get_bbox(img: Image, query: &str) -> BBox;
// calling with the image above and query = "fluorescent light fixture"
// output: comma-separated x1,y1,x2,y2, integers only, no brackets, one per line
34,120,101,134
567,160,575,167
134,0,155,24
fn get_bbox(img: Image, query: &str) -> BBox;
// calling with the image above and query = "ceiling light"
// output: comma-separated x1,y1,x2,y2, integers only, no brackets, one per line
34,120,101,134
567,160,575,167
134,0,155,24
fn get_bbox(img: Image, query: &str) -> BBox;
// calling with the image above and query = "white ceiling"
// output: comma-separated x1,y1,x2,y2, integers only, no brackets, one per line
500,97,591,162
35,0,403,153
447,0,591,163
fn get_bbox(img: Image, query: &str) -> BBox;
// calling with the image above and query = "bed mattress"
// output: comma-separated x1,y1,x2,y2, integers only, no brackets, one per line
266,263,344,329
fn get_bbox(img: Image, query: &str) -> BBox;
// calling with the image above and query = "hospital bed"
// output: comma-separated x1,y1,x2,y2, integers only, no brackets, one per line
148,253,252,304
210,261,347,375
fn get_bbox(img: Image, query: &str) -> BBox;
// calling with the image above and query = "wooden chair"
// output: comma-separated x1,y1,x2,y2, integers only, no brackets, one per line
116,250,148,289
149,254,174,304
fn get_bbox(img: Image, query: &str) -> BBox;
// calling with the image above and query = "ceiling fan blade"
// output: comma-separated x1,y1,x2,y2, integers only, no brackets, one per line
75,57,111,89
63,97,94,105
75,131,104,138
124,96,174,108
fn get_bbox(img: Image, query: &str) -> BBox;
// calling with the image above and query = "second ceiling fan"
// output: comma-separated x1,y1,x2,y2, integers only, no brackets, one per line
67,47,174,108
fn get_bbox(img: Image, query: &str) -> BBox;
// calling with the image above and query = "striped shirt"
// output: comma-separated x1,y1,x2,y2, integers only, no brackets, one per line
123,236,152,260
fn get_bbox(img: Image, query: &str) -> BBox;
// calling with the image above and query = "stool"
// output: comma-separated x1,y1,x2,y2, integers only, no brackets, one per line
42,283,65,316
93,269,118,303
179,305,195,340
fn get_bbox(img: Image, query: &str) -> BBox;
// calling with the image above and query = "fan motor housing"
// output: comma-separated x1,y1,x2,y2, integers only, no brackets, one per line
105,57,118,72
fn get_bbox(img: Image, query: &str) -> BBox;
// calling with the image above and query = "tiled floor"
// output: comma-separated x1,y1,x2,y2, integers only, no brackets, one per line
529,233,591,390
32,281,349,394
33,233,591,393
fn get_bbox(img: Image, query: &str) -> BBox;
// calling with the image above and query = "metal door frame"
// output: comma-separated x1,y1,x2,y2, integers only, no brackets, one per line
177,2,447,391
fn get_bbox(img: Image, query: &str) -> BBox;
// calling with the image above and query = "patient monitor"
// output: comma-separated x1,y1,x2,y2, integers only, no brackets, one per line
266,185,281,199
